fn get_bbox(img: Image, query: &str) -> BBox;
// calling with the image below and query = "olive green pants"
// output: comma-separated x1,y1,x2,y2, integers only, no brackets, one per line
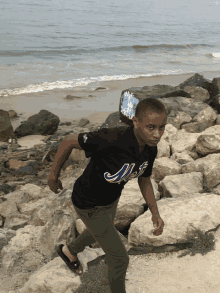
67,197,129,293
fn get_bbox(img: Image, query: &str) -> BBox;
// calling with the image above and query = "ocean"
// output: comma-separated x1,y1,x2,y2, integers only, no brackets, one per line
1,0,220,97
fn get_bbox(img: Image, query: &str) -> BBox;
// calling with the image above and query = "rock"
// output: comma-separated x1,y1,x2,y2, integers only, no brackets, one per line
100,112,129,129
95,87,106,90
0,184,16,195
196,134,220,155
65,95,82,100
0,110,11,131
76,118,89,127
0,142,8,150
14,135,46,150
0,200,19,218
37,211,75,260
14,110,60,138
7,110,18,118
160,89,191,99
170,131,201,153
183,86,210,102
130,84,175,97
212,77,220,95
1,225,45,274
158,172,203,198
208,93,220,114
165,110,192,130
19,256,83,293
170,151,194,164
8,159,30,171
181,121,212,133
151,157,182,184
177,73,219,100
0,232,8,250
14,165,38,176
181,106,218,132
3,213,31,230
19,183,44,200
0,110,17,143
128,193,220,247
195,105,218,123
155,138,170,158
18,245,107,293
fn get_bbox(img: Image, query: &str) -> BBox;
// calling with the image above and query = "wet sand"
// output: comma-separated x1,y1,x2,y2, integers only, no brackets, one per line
1,71,220,131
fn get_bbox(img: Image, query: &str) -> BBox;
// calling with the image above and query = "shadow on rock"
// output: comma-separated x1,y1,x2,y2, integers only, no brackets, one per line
176,223,217,258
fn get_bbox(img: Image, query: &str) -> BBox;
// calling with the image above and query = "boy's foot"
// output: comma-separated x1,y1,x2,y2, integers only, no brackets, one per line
62,245,83,275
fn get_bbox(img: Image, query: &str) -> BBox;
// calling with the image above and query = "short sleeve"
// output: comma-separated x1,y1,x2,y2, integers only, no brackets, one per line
139,147,158,178
78,127,115,158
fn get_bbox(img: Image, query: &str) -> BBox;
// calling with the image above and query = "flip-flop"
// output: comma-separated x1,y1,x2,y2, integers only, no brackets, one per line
56,244,83,274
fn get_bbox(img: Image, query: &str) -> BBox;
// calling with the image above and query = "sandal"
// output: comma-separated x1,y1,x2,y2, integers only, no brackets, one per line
56,244,83,274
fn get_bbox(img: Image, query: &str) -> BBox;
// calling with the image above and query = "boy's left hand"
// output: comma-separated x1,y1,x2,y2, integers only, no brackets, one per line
151,214,164,236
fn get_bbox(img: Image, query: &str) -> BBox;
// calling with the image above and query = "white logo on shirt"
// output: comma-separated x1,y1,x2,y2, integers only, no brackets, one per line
104,161,149,184
83,134,88,143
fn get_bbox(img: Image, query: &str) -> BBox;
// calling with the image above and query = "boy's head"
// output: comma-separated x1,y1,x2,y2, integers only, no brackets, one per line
132,98,167,146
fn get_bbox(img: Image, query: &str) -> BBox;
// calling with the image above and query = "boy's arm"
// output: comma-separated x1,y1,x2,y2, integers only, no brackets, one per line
48,134,82,179
138,177,160,216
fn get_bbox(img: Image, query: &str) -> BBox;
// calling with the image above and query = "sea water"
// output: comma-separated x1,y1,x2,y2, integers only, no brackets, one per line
1,0,220,97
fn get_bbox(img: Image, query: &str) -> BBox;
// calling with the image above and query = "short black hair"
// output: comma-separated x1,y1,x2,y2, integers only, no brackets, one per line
135,98,167,123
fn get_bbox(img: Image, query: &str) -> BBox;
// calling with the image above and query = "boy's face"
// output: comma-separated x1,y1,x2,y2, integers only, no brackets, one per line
132,111,167,146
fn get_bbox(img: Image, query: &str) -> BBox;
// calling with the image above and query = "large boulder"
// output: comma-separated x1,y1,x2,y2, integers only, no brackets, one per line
14,110,60,138
1,225,45,274
128,193,220,247
18,245,107,293
158,172,204,198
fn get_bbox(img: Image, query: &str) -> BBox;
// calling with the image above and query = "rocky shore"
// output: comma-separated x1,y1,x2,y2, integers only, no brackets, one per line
1,72,220,292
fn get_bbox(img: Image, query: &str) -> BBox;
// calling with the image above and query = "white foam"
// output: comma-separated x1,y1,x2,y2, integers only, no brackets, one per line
212,53,220,58
0,69,185,97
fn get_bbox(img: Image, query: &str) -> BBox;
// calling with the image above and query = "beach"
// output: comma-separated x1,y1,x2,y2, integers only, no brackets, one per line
2,71,220,131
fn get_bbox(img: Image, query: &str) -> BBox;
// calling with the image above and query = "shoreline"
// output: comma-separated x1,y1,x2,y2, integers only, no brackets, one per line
2,70,220,131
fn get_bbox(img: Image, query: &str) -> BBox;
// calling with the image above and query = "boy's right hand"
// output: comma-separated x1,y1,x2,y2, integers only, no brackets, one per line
48,178,63,194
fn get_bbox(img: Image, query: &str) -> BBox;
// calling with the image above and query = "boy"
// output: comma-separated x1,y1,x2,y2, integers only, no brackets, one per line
48,98,166,293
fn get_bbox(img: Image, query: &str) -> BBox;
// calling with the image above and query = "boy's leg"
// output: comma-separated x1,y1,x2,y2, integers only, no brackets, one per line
68,198,128,293
66,198,120,255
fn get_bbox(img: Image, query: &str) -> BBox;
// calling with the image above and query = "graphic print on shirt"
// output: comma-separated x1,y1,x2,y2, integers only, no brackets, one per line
83,134,88,143
104,161,149,184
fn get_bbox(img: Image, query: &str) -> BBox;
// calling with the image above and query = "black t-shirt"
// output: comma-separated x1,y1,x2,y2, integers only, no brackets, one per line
71,125,158,209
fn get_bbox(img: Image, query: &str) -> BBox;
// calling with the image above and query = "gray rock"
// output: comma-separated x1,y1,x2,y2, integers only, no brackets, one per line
177,73,218,100
3,213,31,230
14,110,60,138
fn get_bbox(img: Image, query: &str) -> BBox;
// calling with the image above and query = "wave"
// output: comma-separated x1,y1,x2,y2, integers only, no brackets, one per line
132,44,213,50
0,69,187,97
0,44,215,57
206,52,220,58
212,53,220,58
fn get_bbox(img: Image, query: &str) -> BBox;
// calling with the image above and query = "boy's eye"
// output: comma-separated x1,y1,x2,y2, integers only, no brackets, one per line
147,126,165,130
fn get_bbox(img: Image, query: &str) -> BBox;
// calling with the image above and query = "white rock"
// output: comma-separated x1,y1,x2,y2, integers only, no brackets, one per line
152,157,182,184
20,184,44,200
128,193,220,247
19,257,82,293
159,172,203,198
